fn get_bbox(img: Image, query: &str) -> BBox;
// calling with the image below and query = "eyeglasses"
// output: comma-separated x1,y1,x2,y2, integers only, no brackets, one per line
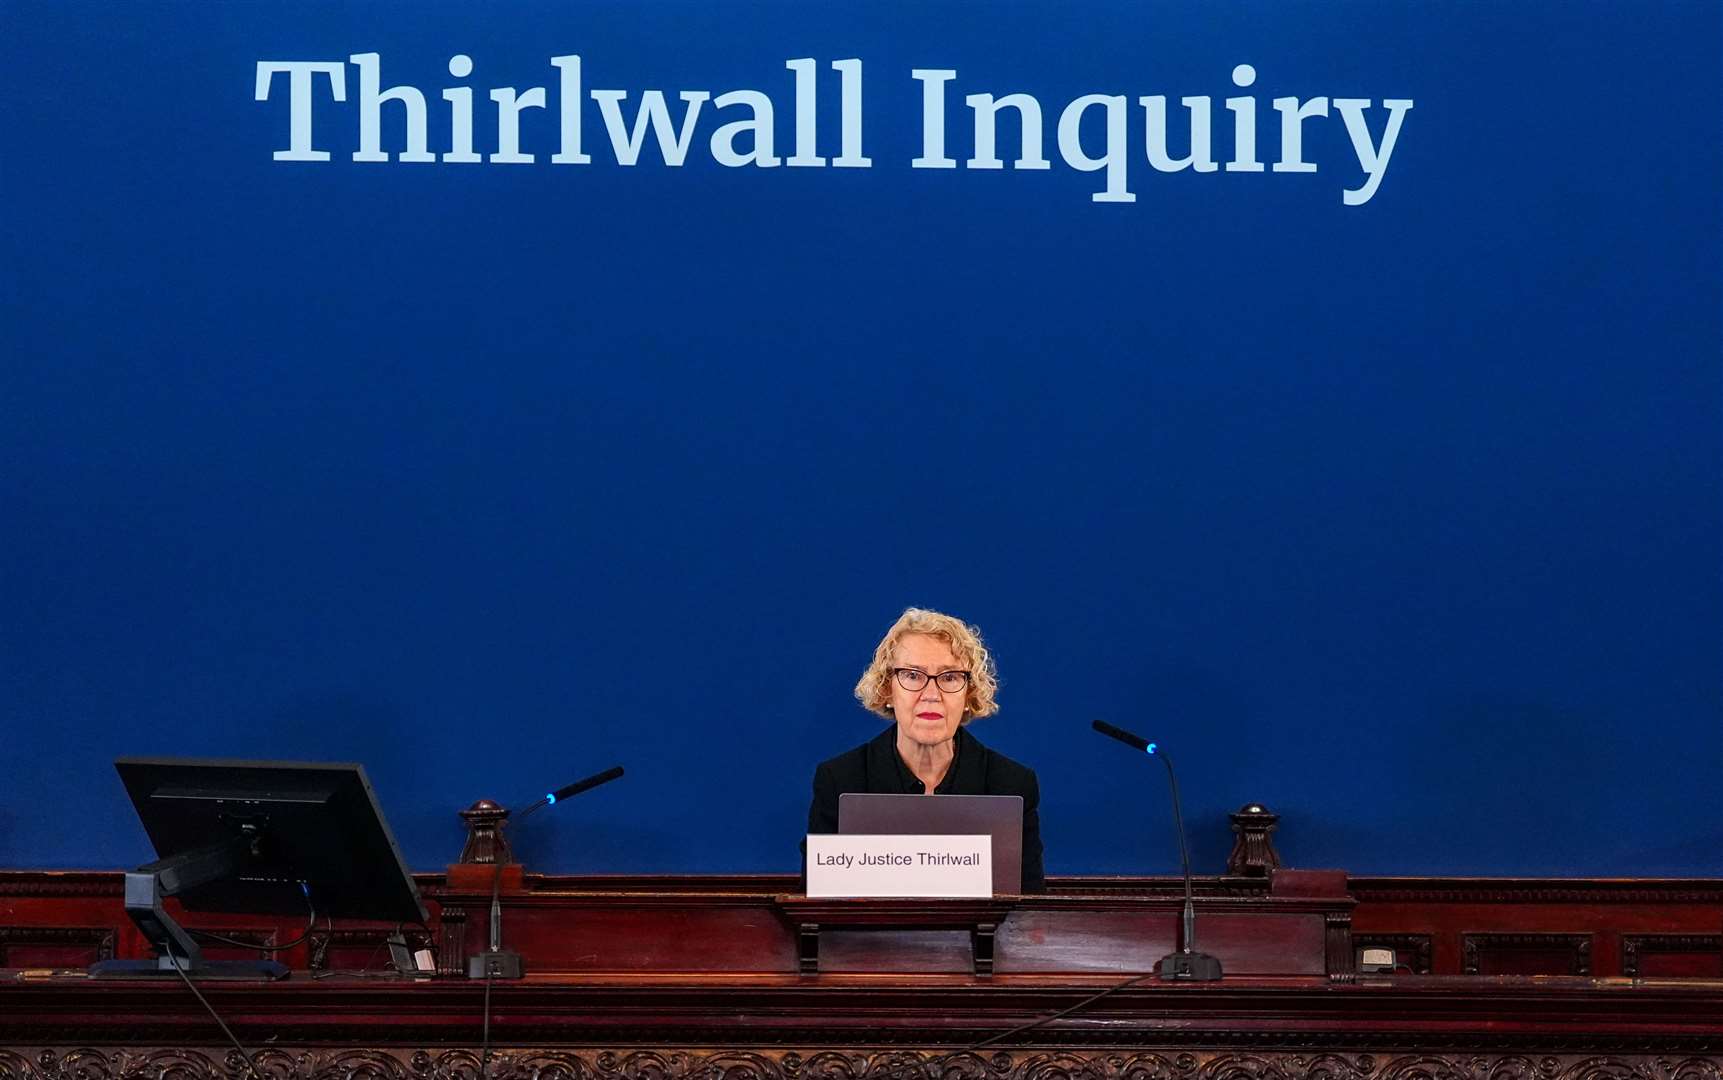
893,668,972,693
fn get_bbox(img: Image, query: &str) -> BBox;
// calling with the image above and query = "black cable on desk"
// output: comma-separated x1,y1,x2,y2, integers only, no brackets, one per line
165,944,267,1080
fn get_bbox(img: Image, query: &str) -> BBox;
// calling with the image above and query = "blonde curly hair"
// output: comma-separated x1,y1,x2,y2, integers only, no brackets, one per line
853,607,1000,720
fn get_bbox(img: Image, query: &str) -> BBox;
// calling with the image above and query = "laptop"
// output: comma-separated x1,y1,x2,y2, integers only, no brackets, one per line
838,793,1024,894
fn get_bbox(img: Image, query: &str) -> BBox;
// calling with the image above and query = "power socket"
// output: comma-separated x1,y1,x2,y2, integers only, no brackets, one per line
467,949,525,980
1358,946,1397,973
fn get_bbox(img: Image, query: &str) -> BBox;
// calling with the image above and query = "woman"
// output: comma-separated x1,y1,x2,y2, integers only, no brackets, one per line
807,607,1045,892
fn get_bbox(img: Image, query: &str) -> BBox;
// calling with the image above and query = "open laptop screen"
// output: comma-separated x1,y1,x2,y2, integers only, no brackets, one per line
838,793,1024,894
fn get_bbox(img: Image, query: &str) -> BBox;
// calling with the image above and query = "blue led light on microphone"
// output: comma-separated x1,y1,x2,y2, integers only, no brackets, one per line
1091,719,1222,980
513,766,624,825
473,765,626,986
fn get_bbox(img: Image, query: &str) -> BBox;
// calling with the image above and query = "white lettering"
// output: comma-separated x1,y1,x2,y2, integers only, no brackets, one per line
442,55,480,163
832,58,871,167
1272,95,1328,174
1225,64,1263,173
966,92,1050,171
1335,98,1413,205
710,90,778,167
1058,94,1133,203
252,55,1410,208
785,58,824,167
351,52,433,163
911,68,956,168
591,89,711,166
1142,95,1216,173
489,86,546,164
255,61,346,162
550,55,591,164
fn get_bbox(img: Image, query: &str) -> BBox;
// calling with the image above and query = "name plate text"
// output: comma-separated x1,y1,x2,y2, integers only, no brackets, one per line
805,834,992,898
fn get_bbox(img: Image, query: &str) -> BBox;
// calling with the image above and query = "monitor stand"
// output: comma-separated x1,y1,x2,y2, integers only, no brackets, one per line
88,831,289,981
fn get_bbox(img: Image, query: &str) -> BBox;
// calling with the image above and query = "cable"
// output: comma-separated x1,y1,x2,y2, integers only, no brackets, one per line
307,920,395,980
480,961,496,1078
165,944,267,1080
964,971,1156,1052
479,858,502,1079
192,890,320,952
894,970,1159,1080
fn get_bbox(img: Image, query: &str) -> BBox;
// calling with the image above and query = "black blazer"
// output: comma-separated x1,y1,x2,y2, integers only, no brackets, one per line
807,725,1046,892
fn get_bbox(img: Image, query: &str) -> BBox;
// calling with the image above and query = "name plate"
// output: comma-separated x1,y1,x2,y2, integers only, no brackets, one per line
805,834,992,898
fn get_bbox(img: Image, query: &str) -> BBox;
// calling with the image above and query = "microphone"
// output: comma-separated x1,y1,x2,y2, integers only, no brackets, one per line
1092,719,1152,753
511,766,625,825
469,765,626,982
1091,720,1222,981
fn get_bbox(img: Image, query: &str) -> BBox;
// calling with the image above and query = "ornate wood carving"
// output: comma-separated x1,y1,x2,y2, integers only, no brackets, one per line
436,909,468,978
13,973,1723,1049
1324,912,1356,982
6,871,1723,982
1,1048,1722,1080
1043,880,1274,899
1351,879,1723,904
1462,933,1592,976
0,927,116,966
1622,936,1723,978
1227,804,1283,877
456,801,511,866
1354,934,1432,974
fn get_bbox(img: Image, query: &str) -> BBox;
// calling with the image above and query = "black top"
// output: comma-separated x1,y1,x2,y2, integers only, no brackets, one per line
807,725,1046,892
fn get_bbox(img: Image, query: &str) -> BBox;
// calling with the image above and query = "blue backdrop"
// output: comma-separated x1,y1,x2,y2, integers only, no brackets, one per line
3,1,1719,878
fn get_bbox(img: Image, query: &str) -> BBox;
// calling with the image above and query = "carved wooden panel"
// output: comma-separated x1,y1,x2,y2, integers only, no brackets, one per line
1622,935,1723,978
1,1048,1721,1080
1351,879,1723,904
8,871,1723,982
435,909,468,977
0,927,115,968
1462,933,1592,976
182,928,281,963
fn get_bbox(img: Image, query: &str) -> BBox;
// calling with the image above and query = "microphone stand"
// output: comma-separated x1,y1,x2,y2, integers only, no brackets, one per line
470,856,524,980
1092,721,1222,981
468,766,625,981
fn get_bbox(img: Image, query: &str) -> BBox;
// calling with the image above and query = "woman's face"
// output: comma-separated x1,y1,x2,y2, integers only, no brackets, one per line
888,633,969,749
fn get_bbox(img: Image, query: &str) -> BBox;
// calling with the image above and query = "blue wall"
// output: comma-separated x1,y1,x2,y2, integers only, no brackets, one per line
3,1,1719,878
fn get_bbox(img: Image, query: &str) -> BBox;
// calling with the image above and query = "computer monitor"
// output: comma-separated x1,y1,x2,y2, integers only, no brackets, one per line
91,757,428,980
